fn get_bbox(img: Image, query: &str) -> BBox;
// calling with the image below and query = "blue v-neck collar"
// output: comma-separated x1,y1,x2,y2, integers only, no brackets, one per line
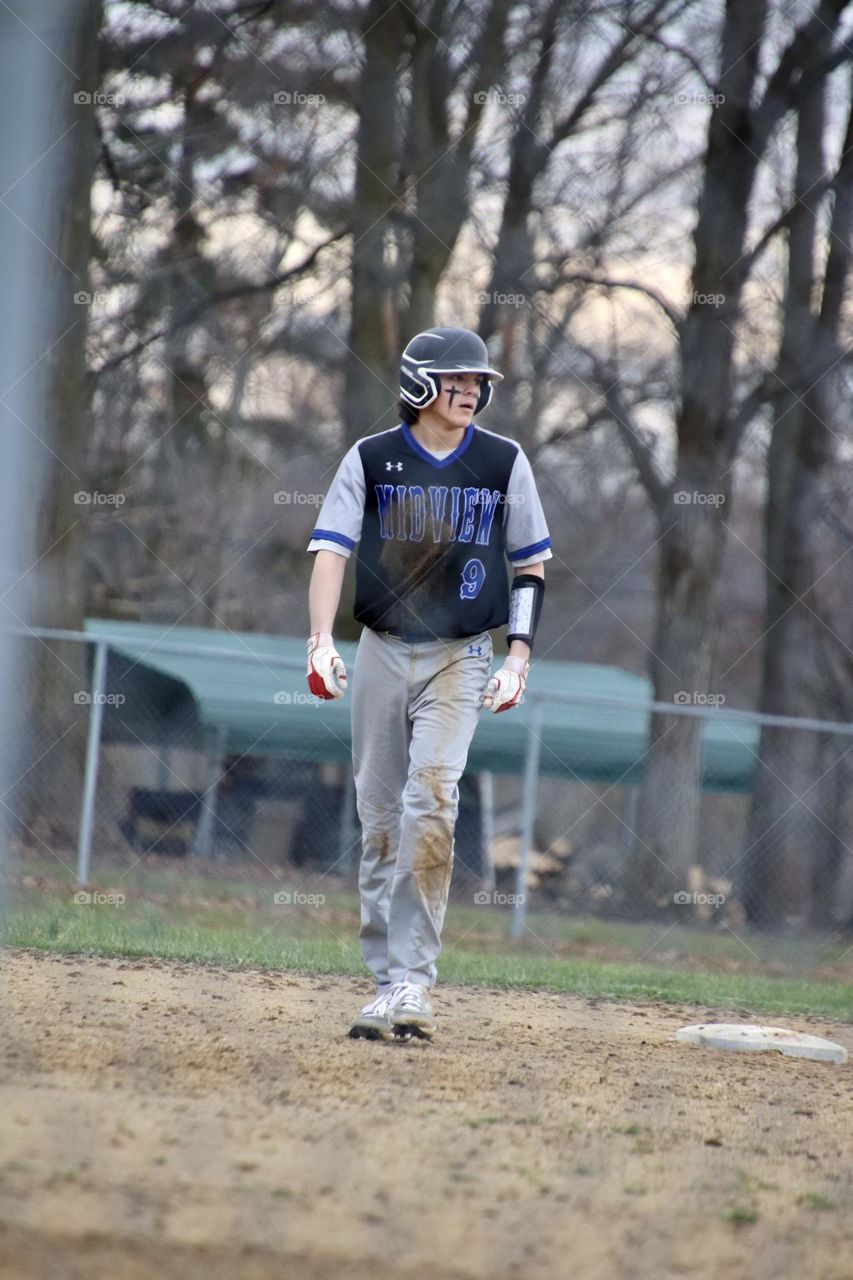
401,422,474,468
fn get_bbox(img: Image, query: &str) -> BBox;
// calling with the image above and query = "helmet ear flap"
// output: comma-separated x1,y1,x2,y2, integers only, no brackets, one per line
424,370,441,406
400,366,441,409
475,379,493,415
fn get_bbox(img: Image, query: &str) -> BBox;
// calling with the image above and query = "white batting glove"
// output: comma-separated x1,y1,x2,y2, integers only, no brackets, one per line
481,655,529,714
306,632,347,700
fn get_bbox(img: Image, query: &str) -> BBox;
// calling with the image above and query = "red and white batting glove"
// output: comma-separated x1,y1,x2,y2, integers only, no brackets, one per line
306,632,347,700
481,655,529,714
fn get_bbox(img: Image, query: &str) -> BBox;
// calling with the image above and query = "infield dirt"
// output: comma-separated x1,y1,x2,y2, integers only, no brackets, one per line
1,948,851,1280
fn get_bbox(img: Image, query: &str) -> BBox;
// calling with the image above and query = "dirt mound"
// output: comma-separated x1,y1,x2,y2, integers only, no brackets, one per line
1,949,851,1280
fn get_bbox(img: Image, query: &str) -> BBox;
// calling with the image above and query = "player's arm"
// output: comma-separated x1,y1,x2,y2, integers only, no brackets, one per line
309,549,347,635
304,445,365,700
306,550,349,699
483,562,546,713
508,560,544,665
483,448,550,714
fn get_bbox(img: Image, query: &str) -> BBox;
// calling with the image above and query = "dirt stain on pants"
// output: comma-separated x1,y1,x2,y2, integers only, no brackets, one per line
411,767,456,903
351,627,492,988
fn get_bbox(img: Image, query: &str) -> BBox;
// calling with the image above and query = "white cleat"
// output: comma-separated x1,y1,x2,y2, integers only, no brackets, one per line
348,988,396,1040
388,981,436,1040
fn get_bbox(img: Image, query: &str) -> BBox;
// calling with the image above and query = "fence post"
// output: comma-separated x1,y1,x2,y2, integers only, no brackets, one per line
194,724,227,857
76,638,108,885
511,699,543,939
621,783,639,857
337,766,358,874
479,771,496,892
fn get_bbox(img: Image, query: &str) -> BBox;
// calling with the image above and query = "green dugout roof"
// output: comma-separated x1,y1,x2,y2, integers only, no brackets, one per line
85,619,758,792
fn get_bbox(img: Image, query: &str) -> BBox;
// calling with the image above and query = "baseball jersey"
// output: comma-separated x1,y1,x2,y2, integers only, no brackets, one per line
307,422,552,641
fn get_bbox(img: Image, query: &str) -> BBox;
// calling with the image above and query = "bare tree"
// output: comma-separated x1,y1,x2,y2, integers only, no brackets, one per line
344,0,411,440
86,1,352,624
743,68,853,926
37,0,853,917
613,0,853,913
344,0,514,443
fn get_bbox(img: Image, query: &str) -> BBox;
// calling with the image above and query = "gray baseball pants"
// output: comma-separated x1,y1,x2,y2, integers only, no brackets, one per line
351,626,493,989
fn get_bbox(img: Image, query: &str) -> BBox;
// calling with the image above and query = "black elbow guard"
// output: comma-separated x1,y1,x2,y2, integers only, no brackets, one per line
507,573,545,650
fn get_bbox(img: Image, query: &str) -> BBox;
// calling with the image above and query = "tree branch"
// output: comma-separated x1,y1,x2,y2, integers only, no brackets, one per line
752,0,853,157
548,0,696,150
639,29,714,89
737,174,838,280
559,271,683,329
819,70,853,335
724,375,772,452
92,231,346,377
595,370,670,514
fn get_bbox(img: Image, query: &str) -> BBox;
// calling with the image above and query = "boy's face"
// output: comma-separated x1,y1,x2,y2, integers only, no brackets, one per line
433,373,485,429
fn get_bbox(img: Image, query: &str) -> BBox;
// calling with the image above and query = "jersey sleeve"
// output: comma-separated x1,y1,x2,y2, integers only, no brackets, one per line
504,447,552,567
307,444,365,558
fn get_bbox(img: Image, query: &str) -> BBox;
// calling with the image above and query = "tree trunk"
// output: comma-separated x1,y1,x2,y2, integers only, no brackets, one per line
344,0,408,445
478,0,561,374
742,66,853,927
625,468,731,910
159,78,219,624
807,733,847,928
13,0,103,846
401,0,511,337
627,0,768,914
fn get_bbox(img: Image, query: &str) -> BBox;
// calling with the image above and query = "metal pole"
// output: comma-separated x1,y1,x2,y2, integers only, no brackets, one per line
157,749,170,789
479,771,496,892
337,765,358,874
0,1,53,911
621,784,639,857
77,639,108,885
511,700,543,939
194,725,227,857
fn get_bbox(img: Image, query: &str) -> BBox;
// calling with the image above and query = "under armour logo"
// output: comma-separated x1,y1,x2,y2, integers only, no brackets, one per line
468,643,483,655
385,461,403,471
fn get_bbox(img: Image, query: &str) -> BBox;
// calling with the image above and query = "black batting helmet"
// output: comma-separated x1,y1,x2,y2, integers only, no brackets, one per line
400,327,503,416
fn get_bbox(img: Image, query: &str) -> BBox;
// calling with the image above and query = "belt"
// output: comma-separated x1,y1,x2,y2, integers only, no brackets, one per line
375,628,484,643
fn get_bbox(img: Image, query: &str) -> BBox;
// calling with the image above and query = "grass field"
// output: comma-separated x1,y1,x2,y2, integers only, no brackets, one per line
5,853,853,1021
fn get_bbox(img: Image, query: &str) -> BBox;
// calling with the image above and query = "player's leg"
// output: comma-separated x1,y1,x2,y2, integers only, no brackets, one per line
349,627,411,1034
386,633,492,1036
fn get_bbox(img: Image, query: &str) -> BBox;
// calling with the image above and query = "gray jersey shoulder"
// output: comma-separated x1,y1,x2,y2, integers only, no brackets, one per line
466,427,552,565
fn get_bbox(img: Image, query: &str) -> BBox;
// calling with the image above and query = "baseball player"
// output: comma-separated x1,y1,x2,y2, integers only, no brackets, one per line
305,327,551,1039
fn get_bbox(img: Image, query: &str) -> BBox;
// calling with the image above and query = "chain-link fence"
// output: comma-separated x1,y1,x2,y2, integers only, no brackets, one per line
4,625,853,977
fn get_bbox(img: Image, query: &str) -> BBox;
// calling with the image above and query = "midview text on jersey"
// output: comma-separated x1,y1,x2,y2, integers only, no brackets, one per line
374,484,504,546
